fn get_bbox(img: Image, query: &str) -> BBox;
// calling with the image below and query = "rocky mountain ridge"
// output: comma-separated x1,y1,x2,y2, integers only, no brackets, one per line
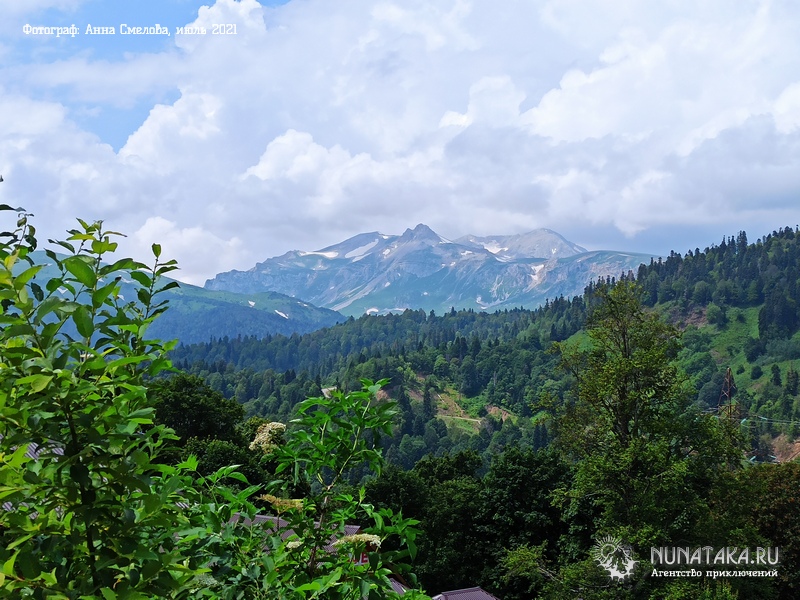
205,224,655,316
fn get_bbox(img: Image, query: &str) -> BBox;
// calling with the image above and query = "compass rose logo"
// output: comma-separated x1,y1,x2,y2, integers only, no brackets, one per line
591,535,637,580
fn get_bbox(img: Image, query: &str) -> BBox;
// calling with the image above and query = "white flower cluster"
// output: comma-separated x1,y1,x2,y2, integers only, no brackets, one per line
259,493,302,512
333,534,381,549
190,573,220,589
249,421,286,454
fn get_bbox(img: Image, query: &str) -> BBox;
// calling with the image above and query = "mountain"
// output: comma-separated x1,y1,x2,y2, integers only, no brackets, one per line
24,252,343,344
150,284,343,344
455,229,587,260
204,224,655,316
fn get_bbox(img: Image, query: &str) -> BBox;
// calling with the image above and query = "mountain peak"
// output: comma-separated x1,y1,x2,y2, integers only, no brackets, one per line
400,223,443,243
456,229,586,260
406,223,436,235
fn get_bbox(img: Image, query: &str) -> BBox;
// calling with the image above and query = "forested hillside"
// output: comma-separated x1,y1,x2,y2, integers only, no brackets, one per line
152,226,800,598
170,226,800,465
8,208,799,599
21,251,344,344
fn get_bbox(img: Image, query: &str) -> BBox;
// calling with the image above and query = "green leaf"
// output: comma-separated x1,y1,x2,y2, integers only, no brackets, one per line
2,551,19,576
143,494,162,515
105,356,147,370
6,533,34,551
152,243,161,258
92,281,119,308
155,281,180,294
34,296,64,324
45,276,66,293
73,305,94,338
225,471,250,485
176,455,199,471
5,444,32,468
130,271,152,288
100,587,118,600
26,374,53,393
13,265,43,288
91,238,118,255
64,256,97,288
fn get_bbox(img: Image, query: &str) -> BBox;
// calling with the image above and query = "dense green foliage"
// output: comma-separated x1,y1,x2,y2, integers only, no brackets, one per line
161,225,800,598
0,209,426,599
186,379,429,599
5,203,800,598
0,211,199,597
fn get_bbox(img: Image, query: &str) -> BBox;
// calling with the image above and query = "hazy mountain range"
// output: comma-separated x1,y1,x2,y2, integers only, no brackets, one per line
24,252,343,345
27,225,658,344
204,224,655,316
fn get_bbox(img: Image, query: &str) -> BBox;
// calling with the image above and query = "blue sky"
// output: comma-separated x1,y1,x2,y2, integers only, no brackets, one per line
2,0,800,285
7,1,288,149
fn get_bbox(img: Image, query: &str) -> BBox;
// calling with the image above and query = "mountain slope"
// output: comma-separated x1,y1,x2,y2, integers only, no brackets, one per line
150,284,343,344
455,229,587,260
24,251,343,344
205,224,654,315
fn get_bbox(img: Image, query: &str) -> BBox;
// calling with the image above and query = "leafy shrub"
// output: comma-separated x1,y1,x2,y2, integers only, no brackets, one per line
0,207,198,597
0,206,427,599
706,302,727,326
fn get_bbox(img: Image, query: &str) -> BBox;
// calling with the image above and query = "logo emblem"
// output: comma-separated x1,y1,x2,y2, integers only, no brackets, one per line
592,535,637,580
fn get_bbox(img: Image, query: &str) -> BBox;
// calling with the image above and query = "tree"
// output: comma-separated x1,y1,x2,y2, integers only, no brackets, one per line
553,282,740,549
759,287,799,339
706,302,727,326
0,209,203,597
150,372,245,449
480,448,571,600
556,282,686,451
772,364,783,387
785,365,799,396
394,451,484,594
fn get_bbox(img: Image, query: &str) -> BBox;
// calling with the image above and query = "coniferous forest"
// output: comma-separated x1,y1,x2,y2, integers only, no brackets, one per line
163,226,800,598
4,209,800,599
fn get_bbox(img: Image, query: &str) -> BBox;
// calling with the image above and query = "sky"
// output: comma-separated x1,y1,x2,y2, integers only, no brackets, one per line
2,0,800,286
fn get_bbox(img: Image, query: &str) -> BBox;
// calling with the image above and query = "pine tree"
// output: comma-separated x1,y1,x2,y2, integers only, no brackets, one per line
786,365,799,396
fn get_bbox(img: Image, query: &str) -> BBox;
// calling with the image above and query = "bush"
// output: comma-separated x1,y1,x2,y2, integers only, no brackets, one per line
0,207,428,599
744,336,766,362
706,302,727,326
0,208,199,597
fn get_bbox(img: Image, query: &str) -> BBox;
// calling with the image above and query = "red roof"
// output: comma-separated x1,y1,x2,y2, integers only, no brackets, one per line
432,587,501,600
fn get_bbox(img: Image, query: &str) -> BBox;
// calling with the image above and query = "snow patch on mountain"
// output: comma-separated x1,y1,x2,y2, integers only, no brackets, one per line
482,242,508,254
299,250,338,258
345,240,378,259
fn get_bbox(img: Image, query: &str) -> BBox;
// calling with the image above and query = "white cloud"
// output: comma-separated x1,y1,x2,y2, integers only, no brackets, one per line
120,93,223,174
131,217,247,286
243,130,354,182
773,82,800,134
2,0,800,284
